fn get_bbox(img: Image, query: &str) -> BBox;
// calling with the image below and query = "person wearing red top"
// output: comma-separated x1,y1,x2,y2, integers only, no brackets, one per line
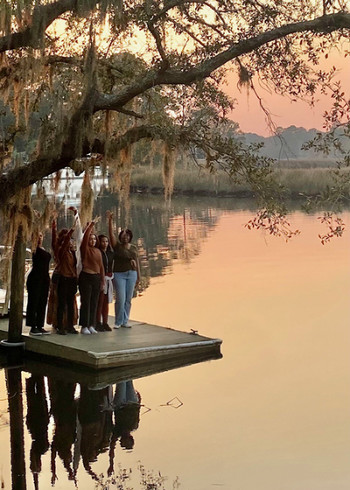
79,221,105,335
56,227,78,335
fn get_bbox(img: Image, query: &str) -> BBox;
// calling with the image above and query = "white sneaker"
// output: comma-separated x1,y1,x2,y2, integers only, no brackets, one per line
81,327,91,335
89,326,98,334
121,323,132,328
114,324,121,329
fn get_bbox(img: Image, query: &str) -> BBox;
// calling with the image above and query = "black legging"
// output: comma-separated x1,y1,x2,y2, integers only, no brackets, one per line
57,276,77,330
79,271,101,328
26,272,50,329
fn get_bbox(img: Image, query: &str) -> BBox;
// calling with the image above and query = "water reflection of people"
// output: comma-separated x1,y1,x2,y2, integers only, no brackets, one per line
108,381,141,475
26,375,50,488
76,385,114,479
49,379,77,483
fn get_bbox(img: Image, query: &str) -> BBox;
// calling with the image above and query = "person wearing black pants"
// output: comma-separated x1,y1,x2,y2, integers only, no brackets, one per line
79,221,105,335
56,227,78,335
26,233,51,335
57,275,77,334
79,271,100,332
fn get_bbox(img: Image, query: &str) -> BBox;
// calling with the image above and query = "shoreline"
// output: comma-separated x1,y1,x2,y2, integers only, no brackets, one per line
130,185,319,201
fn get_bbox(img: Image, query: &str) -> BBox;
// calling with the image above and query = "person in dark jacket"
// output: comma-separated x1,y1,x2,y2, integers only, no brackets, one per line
26,232,51,335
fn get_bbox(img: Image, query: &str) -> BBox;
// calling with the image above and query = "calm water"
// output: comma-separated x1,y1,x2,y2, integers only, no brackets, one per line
1,195,350,489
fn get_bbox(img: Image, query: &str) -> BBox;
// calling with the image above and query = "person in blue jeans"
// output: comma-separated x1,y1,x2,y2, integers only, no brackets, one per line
107,210,140,329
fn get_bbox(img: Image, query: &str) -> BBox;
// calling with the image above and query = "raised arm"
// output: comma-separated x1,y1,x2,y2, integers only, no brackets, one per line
80,221,95,257
51,219,57,254
106,211,117,249
57,228,74,262
136,257,141,284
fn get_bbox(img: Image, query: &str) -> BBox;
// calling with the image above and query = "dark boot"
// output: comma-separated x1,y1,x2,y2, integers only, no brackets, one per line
96,322,104,332
103,323,112,331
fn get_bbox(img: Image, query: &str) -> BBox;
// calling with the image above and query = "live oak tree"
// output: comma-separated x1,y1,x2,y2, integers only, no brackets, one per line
1,0,350,329
1,0,350,209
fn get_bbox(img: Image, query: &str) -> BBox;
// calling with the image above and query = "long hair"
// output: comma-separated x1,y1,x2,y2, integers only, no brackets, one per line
98,234,112,252
118,229,133,242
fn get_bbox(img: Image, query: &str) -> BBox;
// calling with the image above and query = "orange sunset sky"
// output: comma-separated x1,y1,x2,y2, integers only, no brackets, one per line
225,48,349,136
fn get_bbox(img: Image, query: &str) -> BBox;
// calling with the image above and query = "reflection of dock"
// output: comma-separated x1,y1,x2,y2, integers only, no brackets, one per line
0,317,222,370
22,349,222,390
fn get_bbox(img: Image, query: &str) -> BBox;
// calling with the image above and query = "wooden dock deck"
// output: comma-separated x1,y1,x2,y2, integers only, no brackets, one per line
0,317,222,370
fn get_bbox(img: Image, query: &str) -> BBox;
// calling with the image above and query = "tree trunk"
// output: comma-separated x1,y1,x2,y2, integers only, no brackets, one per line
8,226,26,342
2,258,12,316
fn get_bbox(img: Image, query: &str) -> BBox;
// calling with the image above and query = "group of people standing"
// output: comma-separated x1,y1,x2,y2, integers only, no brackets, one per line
25,208,140,336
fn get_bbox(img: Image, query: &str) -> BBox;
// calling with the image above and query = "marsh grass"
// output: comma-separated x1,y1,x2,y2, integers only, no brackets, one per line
130,166,350,198
277,168,339,195
93,462,180,489
131,167,250,194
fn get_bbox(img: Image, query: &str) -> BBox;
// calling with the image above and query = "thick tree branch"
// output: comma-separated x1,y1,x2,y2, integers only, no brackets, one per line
0,0,99,53
147,21,168,65
114,107,144,118
0,155,73,206
0,124,160,206
94,11,350,111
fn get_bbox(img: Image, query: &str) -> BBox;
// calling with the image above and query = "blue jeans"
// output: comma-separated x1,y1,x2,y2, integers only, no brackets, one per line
114,381,139,408
113,270,137,326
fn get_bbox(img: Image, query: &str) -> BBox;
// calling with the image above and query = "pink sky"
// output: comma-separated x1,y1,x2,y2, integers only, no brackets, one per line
224,50,349,136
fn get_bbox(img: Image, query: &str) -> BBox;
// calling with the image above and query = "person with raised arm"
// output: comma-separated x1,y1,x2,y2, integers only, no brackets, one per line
79,221,105,335
47,207,79,332
107,211,140,329
96,234,114,332
56,225,78,335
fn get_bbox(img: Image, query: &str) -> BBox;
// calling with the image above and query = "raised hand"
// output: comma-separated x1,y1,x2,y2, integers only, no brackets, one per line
68,206,78,215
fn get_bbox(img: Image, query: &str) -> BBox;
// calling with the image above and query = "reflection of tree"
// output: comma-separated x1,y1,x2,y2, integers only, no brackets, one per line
168,208,218,264
6,368,27,490
94,193,220,289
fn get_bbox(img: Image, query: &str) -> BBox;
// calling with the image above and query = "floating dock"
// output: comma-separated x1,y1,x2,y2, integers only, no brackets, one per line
0,317,222,371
